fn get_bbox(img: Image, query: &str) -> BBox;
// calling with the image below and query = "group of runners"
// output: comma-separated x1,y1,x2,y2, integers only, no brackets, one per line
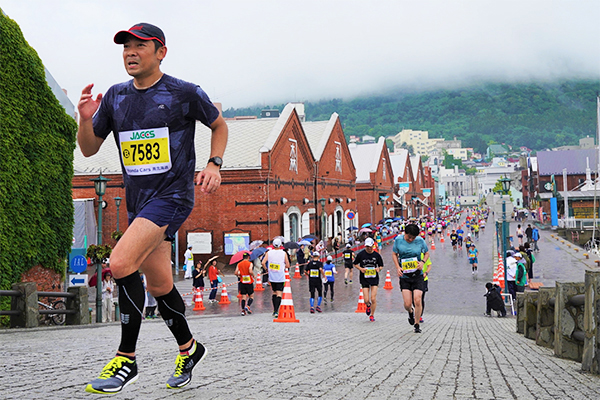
250,225,429,333
74,20,485,395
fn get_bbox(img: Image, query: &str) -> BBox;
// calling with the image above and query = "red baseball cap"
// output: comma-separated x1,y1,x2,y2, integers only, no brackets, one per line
114,23,165,46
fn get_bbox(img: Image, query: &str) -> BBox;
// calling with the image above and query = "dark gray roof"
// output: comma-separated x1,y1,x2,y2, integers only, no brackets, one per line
537,149,598,176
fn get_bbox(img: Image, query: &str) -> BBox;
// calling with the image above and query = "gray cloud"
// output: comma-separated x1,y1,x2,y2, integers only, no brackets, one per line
3,0,598,109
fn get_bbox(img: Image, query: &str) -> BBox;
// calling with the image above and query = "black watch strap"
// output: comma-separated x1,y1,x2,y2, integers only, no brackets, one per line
208,156,223,168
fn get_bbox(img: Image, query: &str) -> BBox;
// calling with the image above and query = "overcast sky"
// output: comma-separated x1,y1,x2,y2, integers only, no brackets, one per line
2,0,599,110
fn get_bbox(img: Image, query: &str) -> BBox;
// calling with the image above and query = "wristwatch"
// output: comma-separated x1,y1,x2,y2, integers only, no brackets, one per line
208,156,223,168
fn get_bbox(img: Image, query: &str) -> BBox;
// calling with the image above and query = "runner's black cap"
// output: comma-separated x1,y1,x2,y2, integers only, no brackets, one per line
114,23,165,46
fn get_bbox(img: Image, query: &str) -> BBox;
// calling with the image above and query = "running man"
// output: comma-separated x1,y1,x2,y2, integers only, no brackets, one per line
342,244,355,284
468,244,479,275
353,238,384,322
262,238,290,317
456,227,464,248
392,224,429,333
79,23,228,393
234,252,255,315
322,255,337,302
305,252,324,312
450,229,458,252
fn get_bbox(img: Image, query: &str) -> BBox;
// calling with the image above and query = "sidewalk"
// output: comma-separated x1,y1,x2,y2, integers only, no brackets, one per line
2,310,600,399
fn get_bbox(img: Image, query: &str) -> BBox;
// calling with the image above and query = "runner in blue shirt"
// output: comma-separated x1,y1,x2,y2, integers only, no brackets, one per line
456,228,464,247
79,23,228,394
322,255,337,302
392,224,429,333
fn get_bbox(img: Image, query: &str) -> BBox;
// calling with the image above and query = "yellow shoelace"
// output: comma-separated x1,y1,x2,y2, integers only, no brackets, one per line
173,354,189,377
99,356,130,379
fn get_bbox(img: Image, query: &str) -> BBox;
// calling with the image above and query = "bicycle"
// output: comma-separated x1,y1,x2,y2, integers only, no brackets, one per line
583,238,600,256
38,297,67,326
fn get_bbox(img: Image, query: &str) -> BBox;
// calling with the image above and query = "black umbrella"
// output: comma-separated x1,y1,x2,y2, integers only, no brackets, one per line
283,241,300,250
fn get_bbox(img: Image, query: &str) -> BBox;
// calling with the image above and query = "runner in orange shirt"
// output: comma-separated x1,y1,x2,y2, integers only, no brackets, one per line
234,252,255,315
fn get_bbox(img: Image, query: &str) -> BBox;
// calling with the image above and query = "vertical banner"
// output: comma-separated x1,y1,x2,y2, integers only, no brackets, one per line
550,197,558,227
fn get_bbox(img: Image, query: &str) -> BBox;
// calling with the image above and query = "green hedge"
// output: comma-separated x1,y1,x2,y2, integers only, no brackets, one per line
0,14,77,297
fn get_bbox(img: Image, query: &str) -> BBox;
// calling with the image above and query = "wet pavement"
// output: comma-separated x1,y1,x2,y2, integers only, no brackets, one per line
3,215,600,399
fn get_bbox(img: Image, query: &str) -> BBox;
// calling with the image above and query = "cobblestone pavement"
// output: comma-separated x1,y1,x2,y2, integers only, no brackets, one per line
3,217,600,399
2,311,600,399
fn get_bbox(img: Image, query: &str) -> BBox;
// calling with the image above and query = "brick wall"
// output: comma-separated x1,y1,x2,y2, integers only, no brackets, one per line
21,264,62,292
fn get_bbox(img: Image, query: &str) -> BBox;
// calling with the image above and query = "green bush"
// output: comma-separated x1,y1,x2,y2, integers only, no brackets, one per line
0,14,77,302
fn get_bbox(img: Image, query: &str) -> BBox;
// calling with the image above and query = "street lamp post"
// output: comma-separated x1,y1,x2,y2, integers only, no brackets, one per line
319,198,327,240
114,196,122,232
500,175,511,294
91,171,111,323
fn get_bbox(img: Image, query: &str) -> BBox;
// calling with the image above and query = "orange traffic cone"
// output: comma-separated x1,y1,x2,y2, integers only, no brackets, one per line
219,284,231,305
383,270,393,290
431,240,436,250
493,264,500,287
293,264,302,279
440,235,445,243
273,276,299,323
285,268,291,282
497,254,505,290
255,272,264,291
355,289,367,313
193,288,205,311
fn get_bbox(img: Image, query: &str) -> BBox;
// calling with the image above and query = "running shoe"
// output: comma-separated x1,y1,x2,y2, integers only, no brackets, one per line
310,307,315,314
240,310,246,316
349,280,353,284
345,279,348,285
369,315,375,322
245,307,252,315
419,317,424,323
316,306,322,313
330,298,334,303
166,341,207,389
323,298,328,303
85,356,138,394
272,312,278,318
414,324,422,333
366,304,371,316
408,310,415,326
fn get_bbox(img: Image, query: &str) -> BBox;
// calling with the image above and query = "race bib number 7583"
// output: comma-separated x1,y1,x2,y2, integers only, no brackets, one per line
119,127,171,176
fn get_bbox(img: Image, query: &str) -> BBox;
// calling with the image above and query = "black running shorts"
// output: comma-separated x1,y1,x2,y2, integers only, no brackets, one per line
399,274,425,291
239,283,254,295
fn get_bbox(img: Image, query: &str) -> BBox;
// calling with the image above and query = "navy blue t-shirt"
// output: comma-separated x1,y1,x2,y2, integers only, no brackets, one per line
93,74,219,215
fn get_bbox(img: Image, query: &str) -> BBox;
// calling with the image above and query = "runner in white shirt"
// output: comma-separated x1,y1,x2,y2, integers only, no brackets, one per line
261,238,290,317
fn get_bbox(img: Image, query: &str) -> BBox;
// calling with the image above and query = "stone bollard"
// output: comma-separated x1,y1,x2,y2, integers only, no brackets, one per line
575,248,579,252
536,286,556,349
524,291,539,340
516,293,526,334
10,282,38,328
582,270,600,374
584,253,589,259
567,244,571,248
554,282,586,362
66,286,90,325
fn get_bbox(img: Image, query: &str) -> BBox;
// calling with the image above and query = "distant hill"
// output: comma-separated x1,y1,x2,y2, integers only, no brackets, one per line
222,80,600,154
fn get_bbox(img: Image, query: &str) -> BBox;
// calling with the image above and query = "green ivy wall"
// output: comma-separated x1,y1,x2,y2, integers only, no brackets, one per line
0,13,77,301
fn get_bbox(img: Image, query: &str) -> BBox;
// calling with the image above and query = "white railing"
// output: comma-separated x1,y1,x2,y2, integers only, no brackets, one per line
559,218,600,230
